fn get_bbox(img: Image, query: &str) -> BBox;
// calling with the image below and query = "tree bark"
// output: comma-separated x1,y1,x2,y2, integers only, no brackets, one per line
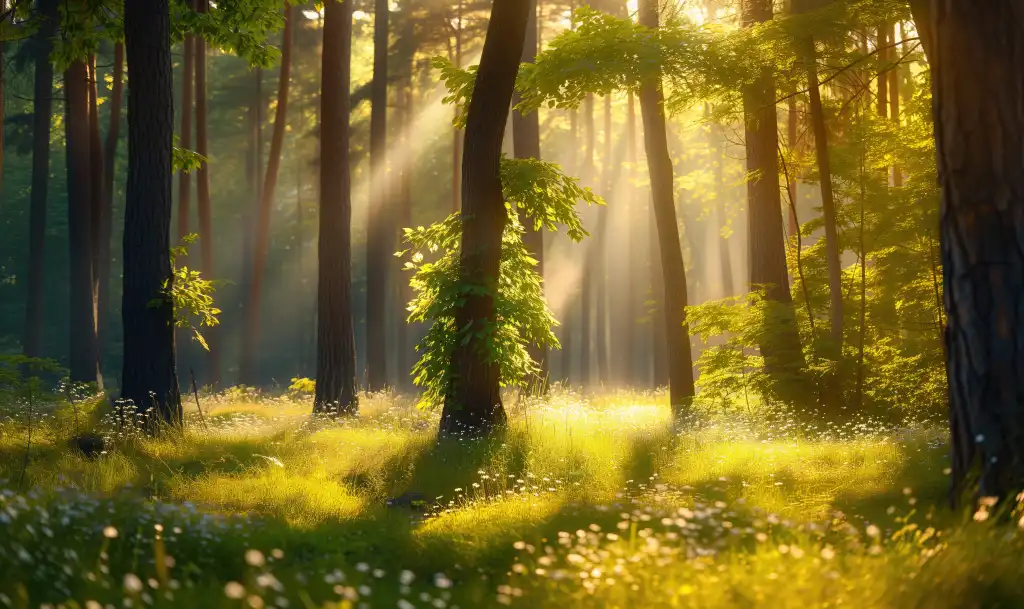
87,57,107,370
931,0,1024,504
438,0,529,438
100,43,124,357
512,0,546,390
395,8,416,390
579,93,595,385
625,92,639,384
242,5,293,385
450,0,464,215
315,0,358,415
177,27,194,241
122,0,182,425
365,0,390,391
22,0,59,361
638,0,694,415
889,21,902,188
194,0,218,384
595,94,611,385
65,60,101,386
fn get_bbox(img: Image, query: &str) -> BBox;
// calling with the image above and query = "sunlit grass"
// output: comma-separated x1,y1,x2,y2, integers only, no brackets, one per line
0,387,1020,608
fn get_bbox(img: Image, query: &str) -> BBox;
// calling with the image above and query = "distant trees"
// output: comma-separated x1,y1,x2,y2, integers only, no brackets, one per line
121,0,181,424
194,0,218,384
438,0,530,437
314,0,358,414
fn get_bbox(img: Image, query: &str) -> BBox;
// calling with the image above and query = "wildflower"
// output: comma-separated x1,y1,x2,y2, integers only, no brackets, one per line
245,549,266,567
102,526,119,539
820,546,836,560
123,574,143,594
246,595,264,608
399,600,416,609
225,582,246,599
434,573,453,589
866,525,881,538
400,570,416,585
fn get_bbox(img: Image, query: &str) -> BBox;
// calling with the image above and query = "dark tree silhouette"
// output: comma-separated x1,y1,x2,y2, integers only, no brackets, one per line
438,0,530,438
121,0,181,425
99,42,124,355
314,0,358,415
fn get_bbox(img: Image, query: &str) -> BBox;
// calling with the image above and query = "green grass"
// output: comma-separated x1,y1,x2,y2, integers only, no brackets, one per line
0,387,1021,608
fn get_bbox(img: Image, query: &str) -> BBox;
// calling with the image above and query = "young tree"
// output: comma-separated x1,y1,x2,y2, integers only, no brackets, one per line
365,0,390,391
314,0,358,414
438,0,530,438
121,0,182,424
243,5,294,385
23,0,59,361
637,0,694,414
65,58,101,387
100,42,124,354
928,2,1024,504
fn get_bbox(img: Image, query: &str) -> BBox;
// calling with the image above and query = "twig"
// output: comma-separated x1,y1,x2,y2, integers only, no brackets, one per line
190,368,209,432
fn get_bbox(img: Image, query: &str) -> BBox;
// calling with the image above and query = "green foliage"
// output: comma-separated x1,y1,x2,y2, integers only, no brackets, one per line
288,377,316,396
432,56,478,128
173,136,207,174
154,234,222,351
403,158,602,409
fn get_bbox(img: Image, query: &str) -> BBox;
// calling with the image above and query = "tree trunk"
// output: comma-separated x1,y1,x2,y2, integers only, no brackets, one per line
931,1,1024,504
889,21,902,188
177,29,194,241
625,92,638,384
315,0,358,415
122,0,182,425
365,0,390,391
242,5,293,385
100,43,124,358
786,95,799,238
438,0,529,438
65,60,101,387
395,9,416,390
711,115,734,299
513,0,546,390
595,94,611,385
876,22,888,120
450,0,464,215
22,0,58,361
638,0,694,415
579,94,595,386
803,39,842,344
87,57,107,372
742,0,804,386
195,0,218,384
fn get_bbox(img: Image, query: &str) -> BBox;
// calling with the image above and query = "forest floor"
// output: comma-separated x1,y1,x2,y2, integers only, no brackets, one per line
0,387,1022,608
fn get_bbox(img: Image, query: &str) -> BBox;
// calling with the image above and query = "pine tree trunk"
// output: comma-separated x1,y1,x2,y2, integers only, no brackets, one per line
638,0,694,415
625,92,639,384
100,43,124,358
438,0,529,438
315,0,358,415
595,94,611,385
177,28,194,241
242,5,293,385
195,0,218,384
931,0,1024,504
65,60,101,386
513,0,546,390
365,0,390,391
23,0,58,361
87,57,107,375
122,0,182,425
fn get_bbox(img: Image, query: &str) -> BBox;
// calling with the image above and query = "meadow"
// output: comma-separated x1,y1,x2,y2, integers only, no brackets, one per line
1,386,1022,609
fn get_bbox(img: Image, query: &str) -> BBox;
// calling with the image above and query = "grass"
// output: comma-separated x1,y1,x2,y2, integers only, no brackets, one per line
0,386,1021,608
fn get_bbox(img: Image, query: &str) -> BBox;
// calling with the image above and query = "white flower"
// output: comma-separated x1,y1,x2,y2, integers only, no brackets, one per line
245,549,266,567
123,573,143,594
103,526,119,539
224,581,246,599
400,570,416,585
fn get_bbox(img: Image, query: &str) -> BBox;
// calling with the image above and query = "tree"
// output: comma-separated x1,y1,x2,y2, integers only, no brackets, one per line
121,0,182,425
22,0,59,362
242,4,294,385
195,0,218,384
177,13,194,241
99,42,124,355
314,0,358,415
88,56,108,358
512,0,546,389
437,0,530,438
365,0,390,391
636,0,694,414
928,1,1024,504
65,58,101,387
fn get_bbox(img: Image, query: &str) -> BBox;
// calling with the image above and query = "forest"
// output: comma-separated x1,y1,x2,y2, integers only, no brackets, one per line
0,0,1022,606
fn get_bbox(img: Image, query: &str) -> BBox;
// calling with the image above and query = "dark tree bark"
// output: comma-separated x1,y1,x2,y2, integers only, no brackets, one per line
122,0,182,424
194,0,218,384
512,0,546,389
65,60,101,387
242,5,293,385
100,43,124,356
22,0,59,361
365,0,390,391
88,57,107,368
315,0,358,415
638,0,694,415
742,0,804,384
931,0,1024,504
177,26,194,241
438,0,530,438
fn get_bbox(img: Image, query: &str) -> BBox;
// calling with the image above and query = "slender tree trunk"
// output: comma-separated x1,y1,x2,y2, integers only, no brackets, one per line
195,0,218,384
315,0,358,414
580,93,595,385
242,6,293,385
438,0,529,438
931,1,1024,504
638,0,694,415
876,22,888,120
87,56,107,376
803,39,842,344
177,28,194,241
889,21,902,188
450,0,464,215
122,0,182,425
395,9,415,390
742,0,804,389
712,113,734,299
625,92,639,384
595,94,611,385
512,0,546,389
100,43,124,357
23,0,58,361
365,0,390,391
65,60,101,386
0,9,5,203
562,105,578,384
786,95,798,238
